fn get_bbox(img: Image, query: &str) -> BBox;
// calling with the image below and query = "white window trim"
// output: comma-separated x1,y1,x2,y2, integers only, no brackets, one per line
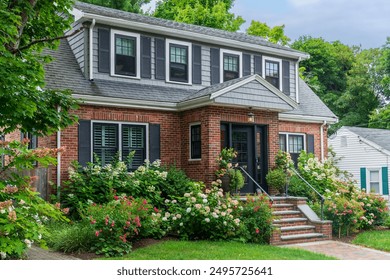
166,39,192,85
279,132,306,153
220,49,243,82
110,30,141,79
189,122,201,161
262,56,283,91
366,168,383,195
90,120,149,163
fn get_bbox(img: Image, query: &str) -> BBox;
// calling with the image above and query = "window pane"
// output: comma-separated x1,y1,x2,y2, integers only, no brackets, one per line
191,125,201,159
279,134,287,152
370,182,380,193
223,54,239,82
265,60,280,89
93,123,118,166
170,45,188,82
288,135,304,153
115,35,136,76
370,170,379,182
122,125,145,170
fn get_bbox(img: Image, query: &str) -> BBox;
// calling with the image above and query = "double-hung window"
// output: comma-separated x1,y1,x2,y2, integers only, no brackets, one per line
279,133,305,163
166,39,192,84
111,30,140,78
92,122,146,170
220,49,242,82
190,124,201,160
263,56,282,90
368,169,381,194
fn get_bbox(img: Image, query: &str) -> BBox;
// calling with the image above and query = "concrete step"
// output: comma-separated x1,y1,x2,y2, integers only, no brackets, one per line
280,233,324,241
271,203,295,211
273,217,308,227
273,210,300,215
280,225,316,232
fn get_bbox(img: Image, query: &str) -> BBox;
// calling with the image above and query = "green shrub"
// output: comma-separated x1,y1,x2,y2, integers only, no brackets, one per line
160,165,192,198
45,221,95,253
266,169,287,194
0,140,68,260
384,215,390,228
82,196,163,257
238,195,273,244
228,169,245,192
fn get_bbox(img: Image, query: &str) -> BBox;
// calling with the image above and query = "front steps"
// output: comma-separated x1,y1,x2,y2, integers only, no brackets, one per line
270,197,332,245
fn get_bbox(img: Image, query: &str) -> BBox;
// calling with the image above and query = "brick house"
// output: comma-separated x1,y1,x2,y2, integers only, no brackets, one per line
19,2,337,194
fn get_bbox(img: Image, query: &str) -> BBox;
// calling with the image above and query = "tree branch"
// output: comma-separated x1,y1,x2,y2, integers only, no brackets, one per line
15,27,84,53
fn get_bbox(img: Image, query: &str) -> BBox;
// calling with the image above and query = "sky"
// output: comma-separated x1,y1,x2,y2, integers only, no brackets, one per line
144,0,390,49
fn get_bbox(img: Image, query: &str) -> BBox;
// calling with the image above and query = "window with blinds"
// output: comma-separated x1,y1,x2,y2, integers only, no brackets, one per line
122,125,145,170
93,123,119,166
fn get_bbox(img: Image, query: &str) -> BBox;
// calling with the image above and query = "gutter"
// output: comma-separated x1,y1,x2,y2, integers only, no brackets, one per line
279,113,338,124
89,19,96,81
320,121,327,162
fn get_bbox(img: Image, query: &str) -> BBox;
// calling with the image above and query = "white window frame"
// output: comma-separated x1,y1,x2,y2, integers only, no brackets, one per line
110,30,141,79
189,122,201,161
166,39,192,85
279,132,306,153
262,56,283,91
90,120,149,163
366,168,382,195
220,49,243,82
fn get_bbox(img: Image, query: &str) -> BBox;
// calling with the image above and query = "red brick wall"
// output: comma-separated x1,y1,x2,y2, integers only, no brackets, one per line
279,121,328,159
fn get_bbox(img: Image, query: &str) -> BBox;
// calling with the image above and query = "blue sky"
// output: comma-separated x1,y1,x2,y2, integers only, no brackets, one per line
145,0,389,48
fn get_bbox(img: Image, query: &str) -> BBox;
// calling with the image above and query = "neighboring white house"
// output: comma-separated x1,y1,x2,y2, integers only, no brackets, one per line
329,126,389,200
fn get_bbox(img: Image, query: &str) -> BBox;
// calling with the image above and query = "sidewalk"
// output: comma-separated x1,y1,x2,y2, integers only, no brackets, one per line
26,246,80,260
282,240,390,260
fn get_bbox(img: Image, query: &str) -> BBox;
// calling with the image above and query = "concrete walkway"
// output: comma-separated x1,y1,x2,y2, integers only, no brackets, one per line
282,240,390,260
26,246,80,260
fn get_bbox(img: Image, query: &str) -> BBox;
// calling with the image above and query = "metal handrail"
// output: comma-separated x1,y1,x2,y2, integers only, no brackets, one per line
289,167,325,220
237,166,274,203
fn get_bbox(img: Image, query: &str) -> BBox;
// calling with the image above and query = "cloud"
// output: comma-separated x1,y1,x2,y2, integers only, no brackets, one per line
288,0,320,7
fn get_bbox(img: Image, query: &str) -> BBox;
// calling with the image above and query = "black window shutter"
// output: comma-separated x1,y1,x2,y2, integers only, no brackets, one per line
282,60,290,95
149,124,161,162
78,120,92,166
98,28,110,73
254,55,262,76
192,45,202,84
141,36,152,78
243,53,251,76
155,38,165,80
306,134,315,154
210,48,220,85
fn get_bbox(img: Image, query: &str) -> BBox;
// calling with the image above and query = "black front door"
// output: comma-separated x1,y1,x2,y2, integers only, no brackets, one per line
221,124,268,194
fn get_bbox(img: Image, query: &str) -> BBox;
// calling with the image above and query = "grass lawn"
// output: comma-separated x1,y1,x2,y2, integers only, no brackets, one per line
102,240,336,260
352,230,390,252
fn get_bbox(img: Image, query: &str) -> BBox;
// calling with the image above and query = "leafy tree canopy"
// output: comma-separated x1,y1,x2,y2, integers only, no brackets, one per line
369,104,390,129
154,0,244,32
0,0,79,136
79,0,151,14
246,20,290,46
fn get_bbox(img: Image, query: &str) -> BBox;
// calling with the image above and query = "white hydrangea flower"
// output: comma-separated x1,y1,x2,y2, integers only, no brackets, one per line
0,252,6,260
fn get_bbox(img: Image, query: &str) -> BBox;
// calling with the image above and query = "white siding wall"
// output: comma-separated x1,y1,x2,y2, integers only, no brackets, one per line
329,127,390,200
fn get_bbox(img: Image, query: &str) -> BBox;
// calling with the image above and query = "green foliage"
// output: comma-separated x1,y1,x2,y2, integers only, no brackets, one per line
80,0,151,14
369,104,390,129
0,140,68,259
238,195,273,244
83,196,162,257
228,169,245,191
274,150,294,170
0,0,78,136
246,20,290,46
266,169,287,194
154,0,244,32
45,221,95,254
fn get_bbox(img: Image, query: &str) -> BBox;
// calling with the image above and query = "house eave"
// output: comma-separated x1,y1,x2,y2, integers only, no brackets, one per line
279,113,339,124
346,129,390,157
74,11,309,60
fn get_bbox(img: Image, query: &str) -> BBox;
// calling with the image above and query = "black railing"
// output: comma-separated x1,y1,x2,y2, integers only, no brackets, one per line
237,166,274,203
289,168,325,220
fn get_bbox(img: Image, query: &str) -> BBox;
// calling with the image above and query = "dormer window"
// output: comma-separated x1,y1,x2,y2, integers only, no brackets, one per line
110,30,141,79
223,54,239,81
170,44,188,83
220,49,242,82
166,39,192,84
263,56,283,90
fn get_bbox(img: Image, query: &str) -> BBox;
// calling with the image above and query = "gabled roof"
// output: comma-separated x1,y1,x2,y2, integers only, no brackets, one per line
343,126,390,154
73,1,308,60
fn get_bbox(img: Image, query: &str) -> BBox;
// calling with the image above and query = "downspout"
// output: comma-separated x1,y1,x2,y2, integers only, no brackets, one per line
320,120,327,162
56,106,61,200
89,19,96,81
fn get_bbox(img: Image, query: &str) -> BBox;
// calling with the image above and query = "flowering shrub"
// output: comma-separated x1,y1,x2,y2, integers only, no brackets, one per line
163,181,242,240
83,196,164,257
0,140,67,259
238,195,273,244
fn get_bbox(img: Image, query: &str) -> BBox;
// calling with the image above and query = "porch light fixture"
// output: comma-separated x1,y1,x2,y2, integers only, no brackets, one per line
248,112,255,123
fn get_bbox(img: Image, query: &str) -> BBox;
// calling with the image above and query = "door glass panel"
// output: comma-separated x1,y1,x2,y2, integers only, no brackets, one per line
232,131,248,165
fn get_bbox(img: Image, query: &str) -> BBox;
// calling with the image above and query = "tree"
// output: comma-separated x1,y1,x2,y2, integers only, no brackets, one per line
369,105,390,129
246,20,290,46
154,0,244,32
80,0,151,14
0,0,78,136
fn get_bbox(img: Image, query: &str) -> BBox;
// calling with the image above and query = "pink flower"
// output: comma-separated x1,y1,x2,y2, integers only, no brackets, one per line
255,228,260,234
111,221,115,227
61,208,70,215
114,195,119,200
95,231,100,237
90,220,96,225
142,199,147,205
154,207,159,213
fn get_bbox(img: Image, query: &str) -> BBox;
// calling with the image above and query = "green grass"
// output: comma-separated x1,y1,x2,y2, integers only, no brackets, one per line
352,230,390,252
102,240,336,260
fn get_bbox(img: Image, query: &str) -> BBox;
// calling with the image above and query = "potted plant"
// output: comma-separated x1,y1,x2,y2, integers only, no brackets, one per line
228,168,245,194
266,168,288,195
215,148,245,194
